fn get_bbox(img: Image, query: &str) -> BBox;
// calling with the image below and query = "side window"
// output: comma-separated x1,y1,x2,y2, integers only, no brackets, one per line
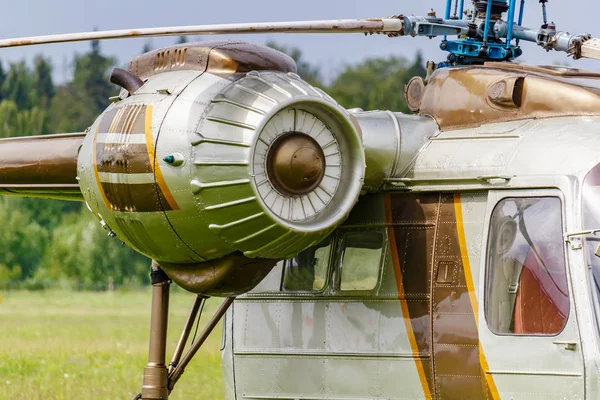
282,238,331,292
339,231,384,291
485,197,569,335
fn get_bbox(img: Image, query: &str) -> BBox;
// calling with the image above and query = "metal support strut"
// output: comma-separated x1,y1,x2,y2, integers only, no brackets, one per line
168,295,206,374
141,263,172,400
168,297,235,391
134,262,235,399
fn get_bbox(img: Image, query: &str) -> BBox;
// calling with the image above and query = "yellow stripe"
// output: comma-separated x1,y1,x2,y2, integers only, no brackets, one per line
385,195,432,400
144,106,180,211
453,193,500,399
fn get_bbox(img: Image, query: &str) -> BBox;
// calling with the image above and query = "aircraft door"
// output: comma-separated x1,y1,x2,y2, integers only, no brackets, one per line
479,190,584,399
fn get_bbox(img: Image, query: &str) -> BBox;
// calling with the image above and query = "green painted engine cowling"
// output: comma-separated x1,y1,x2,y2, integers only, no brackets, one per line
77,51,365,294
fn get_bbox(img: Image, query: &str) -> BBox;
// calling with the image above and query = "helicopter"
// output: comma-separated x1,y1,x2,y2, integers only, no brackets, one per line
3,0,600,398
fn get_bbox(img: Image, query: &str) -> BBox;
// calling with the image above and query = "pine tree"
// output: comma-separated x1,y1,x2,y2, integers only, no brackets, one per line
0,60,6,102
142,41,153,54
51,40,116,132
2,62,31,110
73,39,115,113
31,56,55,109
407,51,427,78
266,42,322,87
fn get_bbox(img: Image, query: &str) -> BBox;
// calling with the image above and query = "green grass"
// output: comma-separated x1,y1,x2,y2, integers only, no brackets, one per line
0,290,225,399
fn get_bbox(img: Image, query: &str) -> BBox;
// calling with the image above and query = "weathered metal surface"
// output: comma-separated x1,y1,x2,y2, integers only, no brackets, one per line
129,41,297,81
92,104,178,213
110,67,144,95
151,69,364,262
479,188,585,400
266,133,326,196
405,76,426,112
78,71,204,264
141,265,171,400
0,19,404,49
580,38,600,61
2,30,600,399
231,188,588,399
0,133,84,201
350,110,438,191
158,253,276,296
0,133,84,185
78,57,364,292
399,116,600,190
420,63,600,130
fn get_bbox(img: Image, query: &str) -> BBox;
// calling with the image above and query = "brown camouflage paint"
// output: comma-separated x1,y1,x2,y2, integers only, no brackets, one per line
128,41,297,81
100,182,174,213
420,64,600,130
385,193,499,399
0,133,84,185
0,133,85,201
92,104,179,212
385,193,435,399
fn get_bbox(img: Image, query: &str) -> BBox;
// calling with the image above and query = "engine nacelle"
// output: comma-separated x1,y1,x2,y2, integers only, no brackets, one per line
77,42,365,294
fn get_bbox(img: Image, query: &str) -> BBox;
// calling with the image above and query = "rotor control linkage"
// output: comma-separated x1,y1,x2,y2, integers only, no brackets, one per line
540,0,548,27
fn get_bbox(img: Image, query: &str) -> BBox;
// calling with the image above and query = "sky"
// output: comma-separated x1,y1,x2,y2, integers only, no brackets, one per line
0,0,597,83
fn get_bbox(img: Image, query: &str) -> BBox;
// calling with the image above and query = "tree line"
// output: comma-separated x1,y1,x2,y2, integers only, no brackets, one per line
0,38,425,291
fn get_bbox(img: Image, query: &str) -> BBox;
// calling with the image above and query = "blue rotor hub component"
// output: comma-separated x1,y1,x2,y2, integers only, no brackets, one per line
441,0,522,66
440,39,523,64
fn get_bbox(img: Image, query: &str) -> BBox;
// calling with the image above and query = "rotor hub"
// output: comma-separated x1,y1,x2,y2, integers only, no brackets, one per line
473,0,509,15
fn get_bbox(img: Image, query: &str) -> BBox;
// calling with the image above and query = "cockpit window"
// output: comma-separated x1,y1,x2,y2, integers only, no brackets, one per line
339,231,384,291
485,197,569,336
282,238,331,292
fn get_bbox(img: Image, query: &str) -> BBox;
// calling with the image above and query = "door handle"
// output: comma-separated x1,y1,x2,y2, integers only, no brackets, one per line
553,341,577,351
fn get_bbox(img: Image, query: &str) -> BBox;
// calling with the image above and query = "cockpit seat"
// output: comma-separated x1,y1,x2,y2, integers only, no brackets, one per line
513,252,568,335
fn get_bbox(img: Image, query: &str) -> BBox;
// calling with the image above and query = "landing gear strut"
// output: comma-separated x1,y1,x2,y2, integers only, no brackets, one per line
134,263,234,400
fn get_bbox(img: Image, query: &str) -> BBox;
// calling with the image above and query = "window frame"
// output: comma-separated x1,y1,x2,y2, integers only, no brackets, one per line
278,234,336,295
333,228,387,295
484,194,571,338
580,163,600,345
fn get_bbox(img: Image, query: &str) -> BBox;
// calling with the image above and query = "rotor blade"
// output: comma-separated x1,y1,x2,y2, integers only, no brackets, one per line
0,18,404,49
579,38,600,61
0,133,85,201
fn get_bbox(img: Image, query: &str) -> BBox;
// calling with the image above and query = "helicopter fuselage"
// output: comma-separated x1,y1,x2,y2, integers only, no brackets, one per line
225,110,600,398
4,39,600,399
220,62,600,399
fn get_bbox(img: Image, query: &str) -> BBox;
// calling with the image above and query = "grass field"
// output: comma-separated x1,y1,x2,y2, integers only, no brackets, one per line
0,290,225,399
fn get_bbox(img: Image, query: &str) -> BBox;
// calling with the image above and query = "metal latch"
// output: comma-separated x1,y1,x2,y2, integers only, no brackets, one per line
553,341,577,351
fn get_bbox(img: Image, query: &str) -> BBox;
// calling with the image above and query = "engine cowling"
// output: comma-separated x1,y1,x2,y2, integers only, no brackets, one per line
77,42,365,294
